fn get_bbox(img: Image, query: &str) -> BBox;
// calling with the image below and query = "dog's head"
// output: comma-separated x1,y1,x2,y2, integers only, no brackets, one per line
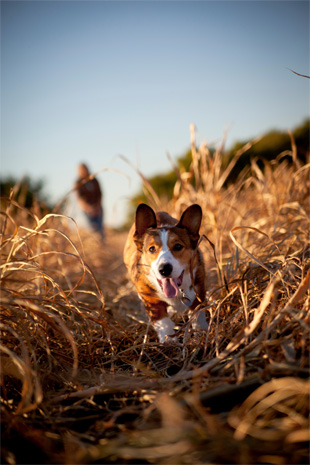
133,204,202,299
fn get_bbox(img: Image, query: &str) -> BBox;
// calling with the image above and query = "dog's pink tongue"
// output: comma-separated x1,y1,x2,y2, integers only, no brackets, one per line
162,278,179,298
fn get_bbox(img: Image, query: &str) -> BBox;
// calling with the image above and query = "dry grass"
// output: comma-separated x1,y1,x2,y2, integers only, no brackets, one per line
1,129,309,464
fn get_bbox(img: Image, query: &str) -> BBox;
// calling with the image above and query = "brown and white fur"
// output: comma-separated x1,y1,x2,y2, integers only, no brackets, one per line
123,203,208,342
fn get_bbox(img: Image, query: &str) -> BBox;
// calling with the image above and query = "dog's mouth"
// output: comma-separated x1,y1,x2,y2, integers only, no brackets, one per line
157,270,184,299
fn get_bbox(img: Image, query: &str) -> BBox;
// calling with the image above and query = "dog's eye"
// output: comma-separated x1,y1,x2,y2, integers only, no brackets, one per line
173,243,184,252
148,246,156,254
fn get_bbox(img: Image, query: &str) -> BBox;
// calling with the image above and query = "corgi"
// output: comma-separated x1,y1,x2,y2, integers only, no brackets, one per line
124,203,208,342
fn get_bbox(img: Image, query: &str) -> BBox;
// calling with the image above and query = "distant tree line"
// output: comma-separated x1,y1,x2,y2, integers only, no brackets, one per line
226,119,309,180
1,119,309,226
0,175,51,211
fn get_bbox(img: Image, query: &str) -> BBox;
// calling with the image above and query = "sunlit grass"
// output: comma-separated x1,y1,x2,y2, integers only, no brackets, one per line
1,128,309,464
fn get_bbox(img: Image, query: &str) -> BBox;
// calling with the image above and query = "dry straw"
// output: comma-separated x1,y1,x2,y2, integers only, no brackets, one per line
1,127,309,464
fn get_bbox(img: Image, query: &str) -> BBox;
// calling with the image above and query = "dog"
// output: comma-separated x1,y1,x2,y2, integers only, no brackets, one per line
123,203,208,342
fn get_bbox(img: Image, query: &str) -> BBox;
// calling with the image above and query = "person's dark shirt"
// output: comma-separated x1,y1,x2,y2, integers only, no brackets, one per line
76,178,101,206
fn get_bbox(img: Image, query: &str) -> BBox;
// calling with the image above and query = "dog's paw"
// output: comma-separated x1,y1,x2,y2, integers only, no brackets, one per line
153,317,176,343
162,335,178,344
190,310,209,331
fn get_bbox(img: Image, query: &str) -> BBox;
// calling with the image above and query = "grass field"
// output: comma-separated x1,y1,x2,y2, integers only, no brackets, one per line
1,131,309,464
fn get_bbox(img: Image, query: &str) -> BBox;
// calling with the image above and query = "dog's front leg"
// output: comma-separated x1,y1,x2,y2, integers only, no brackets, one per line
143,300,176,343
153,317,176,343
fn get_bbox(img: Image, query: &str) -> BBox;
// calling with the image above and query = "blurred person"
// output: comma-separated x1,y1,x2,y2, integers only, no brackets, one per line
75,163,104,238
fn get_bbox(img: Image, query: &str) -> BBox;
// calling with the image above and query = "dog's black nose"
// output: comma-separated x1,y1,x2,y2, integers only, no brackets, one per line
159,263,173,277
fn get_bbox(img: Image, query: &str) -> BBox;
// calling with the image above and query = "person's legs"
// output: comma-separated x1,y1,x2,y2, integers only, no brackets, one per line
85,212,104,238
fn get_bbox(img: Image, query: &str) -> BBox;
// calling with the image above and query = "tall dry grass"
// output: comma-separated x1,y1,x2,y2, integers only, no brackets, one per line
1,128,309,464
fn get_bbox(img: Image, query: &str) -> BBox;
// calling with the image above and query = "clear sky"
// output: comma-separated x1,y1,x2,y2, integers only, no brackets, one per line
1,0,309,227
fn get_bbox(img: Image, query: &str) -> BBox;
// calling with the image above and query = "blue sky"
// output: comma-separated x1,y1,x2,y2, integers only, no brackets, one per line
1,0,309,227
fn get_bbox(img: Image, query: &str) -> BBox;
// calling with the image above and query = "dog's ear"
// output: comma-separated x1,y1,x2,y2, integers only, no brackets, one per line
135,204,157,237
178,204,202,247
